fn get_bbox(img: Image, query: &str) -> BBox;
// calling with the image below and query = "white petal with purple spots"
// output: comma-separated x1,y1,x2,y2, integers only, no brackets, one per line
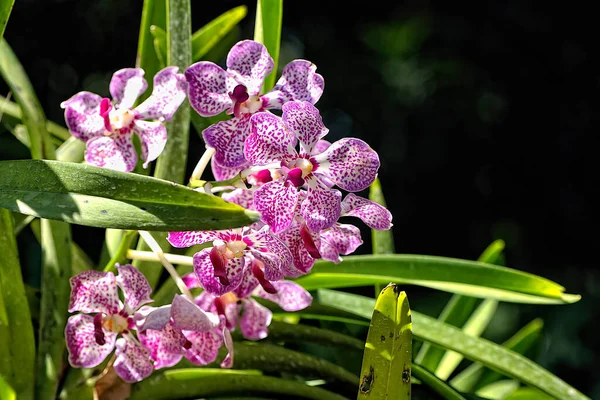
221,188,255,210
114,336,154,382
116,264,153,311
203,116,250,168
185,62,232,117
193,250,247,295
171,294,220,331
263,60,325,109
282,101,329,156
302,179,342,232
85,134,138,172
253,180,299,234
226,40,274,95
68,270,120,314
277,223,317,276
135,66,187,121
139,321,185,369
136,305,171,332
246,112,296,164
320,223,363,263
220,328,234,368
61,92,105,141
211,158,247,181
132,119,167,168
255,280,312,312
65,314,117,368
109,68,148,110
183,330,223,366
234,268,260,298
240,299,272,340
341,193,393,230
167,230,227,248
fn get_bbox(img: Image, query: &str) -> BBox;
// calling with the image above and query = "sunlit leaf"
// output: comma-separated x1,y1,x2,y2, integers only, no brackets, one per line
316,290,589,400
504,387,554,400
0,160,259,231
358,284,412,399
253,0,282,92
295,254,580,304
0,375,16,400
136,0,166,100
192,5,247,61
369,177,395,255
0,0,14,41
475,380,520,399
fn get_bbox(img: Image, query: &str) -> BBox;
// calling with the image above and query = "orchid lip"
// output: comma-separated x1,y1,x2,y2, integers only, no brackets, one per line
300,223,322,259
252,260,277,294
93,313,106,346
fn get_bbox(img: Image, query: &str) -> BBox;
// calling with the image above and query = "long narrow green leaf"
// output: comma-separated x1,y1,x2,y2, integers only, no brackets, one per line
0,375,16,400
475,380,519,399
150,25,167,68
0,95,71,141
317,290,588,400
0,160,259,231
192,5,247,61
369,178,395,255
358,284,412,399
295,254,580,304
505,387,554,400
0,209,35,399
130,369,347,400
0,0,14,41
136,0,166,100
412,364,467,400
267,320,364,350
435,299,498,379
416,240,505,371
451,319,544,393
253,0,282,92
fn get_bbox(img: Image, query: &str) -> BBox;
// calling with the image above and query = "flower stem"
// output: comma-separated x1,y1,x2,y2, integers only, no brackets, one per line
190,146,215,181
127,249,194,266
137,230,193,300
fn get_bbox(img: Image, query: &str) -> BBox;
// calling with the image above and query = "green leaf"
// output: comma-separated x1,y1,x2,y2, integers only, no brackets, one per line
0,39,55,159
55,136,85,163
412,364,467,400
435,299,498,380
451,319,544,393
267,320,364,350
192,5,247,61
317,290,589,400
0,160,259,231
504,387,554,400
0,375,16,400
369,178,395,255
130,369,347,400
358,284,412,399
136,0,166,100
475,380,520,399
150,25,167,68
295,254,580,304
0,209,35,399
253,0,282,92
36,219,72,400
0,0,14,41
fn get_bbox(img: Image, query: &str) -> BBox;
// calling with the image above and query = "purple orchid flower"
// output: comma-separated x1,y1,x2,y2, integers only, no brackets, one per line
185,40,324,169
65,264,155,382
61,67,187,172
186,267,312,340
245,100,381,233
167,226,293,296
136,295,232,369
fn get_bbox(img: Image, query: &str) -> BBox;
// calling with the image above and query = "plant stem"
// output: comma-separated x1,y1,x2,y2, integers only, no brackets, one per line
190,146,215,181
127,249,194,266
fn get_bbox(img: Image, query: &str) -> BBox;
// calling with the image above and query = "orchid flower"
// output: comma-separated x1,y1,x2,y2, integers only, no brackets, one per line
167,226,293,296
185,40,324,170
245,100,380,233
61,67,187,172
65,265,155,382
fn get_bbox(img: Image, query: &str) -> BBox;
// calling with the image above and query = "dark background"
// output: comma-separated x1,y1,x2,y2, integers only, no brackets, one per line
2,0,598,397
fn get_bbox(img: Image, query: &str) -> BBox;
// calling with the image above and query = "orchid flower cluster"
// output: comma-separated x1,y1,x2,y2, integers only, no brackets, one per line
61,40,392,382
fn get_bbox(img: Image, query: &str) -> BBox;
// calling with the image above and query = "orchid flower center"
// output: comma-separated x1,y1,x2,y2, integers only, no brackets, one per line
100,97,135,135
284,157,318,188
292,158,314,177
109,108,135,130
214,239,248,259
102,312,130,334
229,84,264,118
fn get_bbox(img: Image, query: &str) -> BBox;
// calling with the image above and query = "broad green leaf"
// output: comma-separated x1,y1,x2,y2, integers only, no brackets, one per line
0,375,16,400
317,290,588,400
0,0,14,40
192,5,247,61
0,160,259,231
369,178,395,255
136,0,166,100
358,284,412,399
415,240,505,372
435,299,498,379
130,369,347,400
253,0,282,92
475,380,519,399
295,254,580,304
0,209,35,399
36,219,72,400
411,364,466,400
267,320,364,351
451,319,544,393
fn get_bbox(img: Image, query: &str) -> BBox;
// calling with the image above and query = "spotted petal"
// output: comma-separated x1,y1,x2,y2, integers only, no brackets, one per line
240,299,272,340
132,119,167,168
135,67,187,121
167,230,228,248
277,223,318,276
221,188,255,210
203,116,250,168
255,280,312,312
68,270,120,314
341,193,393,230
185,62,232,117
183,330,223,366
234,268,260,298
263,60,325,109
61,92,105,141
315,138,380,192
138,321,184,369
282,101,329,156
114,336,154,383
226,40,274,95
320,223,363,263
248,226,293,280
171,294,220,331
211,158,247,181
85,134,138,172
110,68,148,110
302,178,342,232
65,314,117,368
136,305,171,332
193,250,247,295
116,264,153,311
220,327,234,368
245,112,296,165
253,180,299,234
